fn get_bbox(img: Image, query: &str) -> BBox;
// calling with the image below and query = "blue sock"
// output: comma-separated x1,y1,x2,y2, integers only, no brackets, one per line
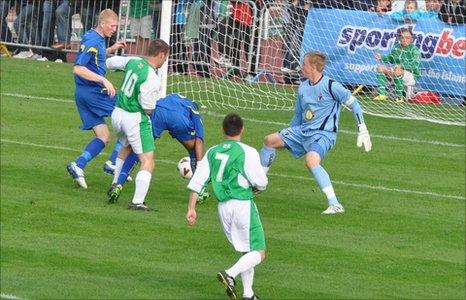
75,138,106,169
117,152,139,185
310,165,339,206
108,141,123,164
188,150,197,173
260,145,276,167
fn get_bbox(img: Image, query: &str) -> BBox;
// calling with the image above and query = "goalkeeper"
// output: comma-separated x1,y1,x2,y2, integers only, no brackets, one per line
374,28,421,103
259,51,372,215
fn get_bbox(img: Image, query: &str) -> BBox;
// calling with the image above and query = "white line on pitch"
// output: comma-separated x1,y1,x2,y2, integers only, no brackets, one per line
1,139,464,201
1,92,464,148
0,293,27,300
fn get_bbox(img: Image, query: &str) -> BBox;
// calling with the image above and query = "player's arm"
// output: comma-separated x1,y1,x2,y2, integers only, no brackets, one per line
289,93,303,127
139,68,162,114
186,149,212,225
333,81,372,152
106,56,139,70
73,66,115,96
243,147,268,192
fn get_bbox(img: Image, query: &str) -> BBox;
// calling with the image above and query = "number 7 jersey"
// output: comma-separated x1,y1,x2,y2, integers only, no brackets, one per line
188,140,268,202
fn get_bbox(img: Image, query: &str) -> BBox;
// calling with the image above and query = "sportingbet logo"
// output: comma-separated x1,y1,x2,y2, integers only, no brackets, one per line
337,26,466,60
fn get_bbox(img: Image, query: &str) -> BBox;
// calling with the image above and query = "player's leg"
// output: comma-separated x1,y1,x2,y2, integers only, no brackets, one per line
393,65,405,101
218,200,266,299
127,115,155,210
305,138,344,214
260,132,286,173
115,151,139,185
375,64,391,100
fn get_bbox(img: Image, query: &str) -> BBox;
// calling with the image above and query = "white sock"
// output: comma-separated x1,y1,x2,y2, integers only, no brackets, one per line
113,157,124,184
226,251,261,278
241,267,255,298
131,170,152,204
262,166,269,174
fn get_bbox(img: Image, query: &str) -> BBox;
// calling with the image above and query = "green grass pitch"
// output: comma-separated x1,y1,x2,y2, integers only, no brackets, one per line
0,57,464,299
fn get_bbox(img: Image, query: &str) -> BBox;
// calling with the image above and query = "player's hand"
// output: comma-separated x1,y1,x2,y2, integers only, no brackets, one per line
102,78,116,97
186,209,197,226
374,53,381,61
109,40,127,53
357,124,372,152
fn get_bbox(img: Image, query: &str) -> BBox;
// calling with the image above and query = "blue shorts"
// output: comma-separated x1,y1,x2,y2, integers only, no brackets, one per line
278,126,336,159
75,86,116,130
152,106,204,142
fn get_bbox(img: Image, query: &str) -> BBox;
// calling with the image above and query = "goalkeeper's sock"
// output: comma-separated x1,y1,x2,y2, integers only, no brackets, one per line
75,138,106,169
226,251,262,278
260,145,276,169
132,170,151,205
394,76,404,97
188,149,197,173
108,140,123,165
117,152,139,185
311,165,339,206
376,73,388,95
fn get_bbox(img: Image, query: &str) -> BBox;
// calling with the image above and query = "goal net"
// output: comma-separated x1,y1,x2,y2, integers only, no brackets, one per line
159,0,465,125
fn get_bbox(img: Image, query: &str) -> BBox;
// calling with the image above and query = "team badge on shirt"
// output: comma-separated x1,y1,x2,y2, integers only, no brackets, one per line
305,109,314,120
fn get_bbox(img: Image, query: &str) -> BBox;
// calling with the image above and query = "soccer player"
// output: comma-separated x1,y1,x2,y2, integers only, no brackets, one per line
374,28,421,103
186,113,268,300
107,93,209,204
66,9,126,189
106,39,170,211
259,51,372,215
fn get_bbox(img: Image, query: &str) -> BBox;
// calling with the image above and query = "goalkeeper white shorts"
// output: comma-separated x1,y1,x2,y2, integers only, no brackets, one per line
403,70,416,86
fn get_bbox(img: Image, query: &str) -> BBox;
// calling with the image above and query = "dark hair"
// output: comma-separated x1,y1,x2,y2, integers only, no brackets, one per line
147,39,170,57
222,113,243,137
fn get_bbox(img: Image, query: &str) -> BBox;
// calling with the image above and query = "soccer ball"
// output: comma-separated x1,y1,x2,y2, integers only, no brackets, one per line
177,156,193,179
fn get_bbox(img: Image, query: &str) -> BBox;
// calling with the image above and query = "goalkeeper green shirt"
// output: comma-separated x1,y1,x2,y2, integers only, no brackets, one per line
110,57,161,114
381,43,421,79
188,140,268,202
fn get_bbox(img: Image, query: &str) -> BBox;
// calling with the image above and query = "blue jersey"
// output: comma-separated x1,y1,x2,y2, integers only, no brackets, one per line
151,94,204,141
290,75,351,134
74,29,107,88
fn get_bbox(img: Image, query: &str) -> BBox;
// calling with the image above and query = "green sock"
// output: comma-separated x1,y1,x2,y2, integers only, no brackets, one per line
376,73,387,95
394,76,404,97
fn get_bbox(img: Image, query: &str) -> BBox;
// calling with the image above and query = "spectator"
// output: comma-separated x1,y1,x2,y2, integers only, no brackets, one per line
129,0,152,55
189,0,216,78
440,0,465,24
228,0,261,80
389,0,423,23
370,0,392,15
281,0,310,85
0,0,14,44
171,0,189,74
420,0,441,18
13,0,42,59
374,28,421,103
213,0,232,67
391,0,426,11
49,0,72,50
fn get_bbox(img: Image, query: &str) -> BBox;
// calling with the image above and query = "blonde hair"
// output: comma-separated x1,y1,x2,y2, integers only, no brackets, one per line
304,51,326,72
99,9,118,25
404,0,418,9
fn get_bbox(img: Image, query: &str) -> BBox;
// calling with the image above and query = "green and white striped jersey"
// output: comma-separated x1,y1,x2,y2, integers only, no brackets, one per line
188,140,268,202
106,56,162,113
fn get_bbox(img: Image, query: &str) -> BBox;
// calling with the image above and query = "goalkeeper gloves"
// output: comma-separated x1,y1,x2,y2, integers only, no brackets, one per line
357,124,372,152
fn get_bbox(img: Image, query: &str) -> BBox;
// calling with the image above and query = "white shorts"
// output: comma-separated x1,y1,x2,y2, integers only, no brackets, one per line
111,107,154,154
131,15,152,39
402,70,416,86
217,199,266,252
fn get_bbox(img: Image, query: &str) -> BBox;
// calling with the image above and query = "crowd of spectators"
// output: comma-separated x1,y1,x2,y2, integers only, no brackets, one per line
0,0,464,84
